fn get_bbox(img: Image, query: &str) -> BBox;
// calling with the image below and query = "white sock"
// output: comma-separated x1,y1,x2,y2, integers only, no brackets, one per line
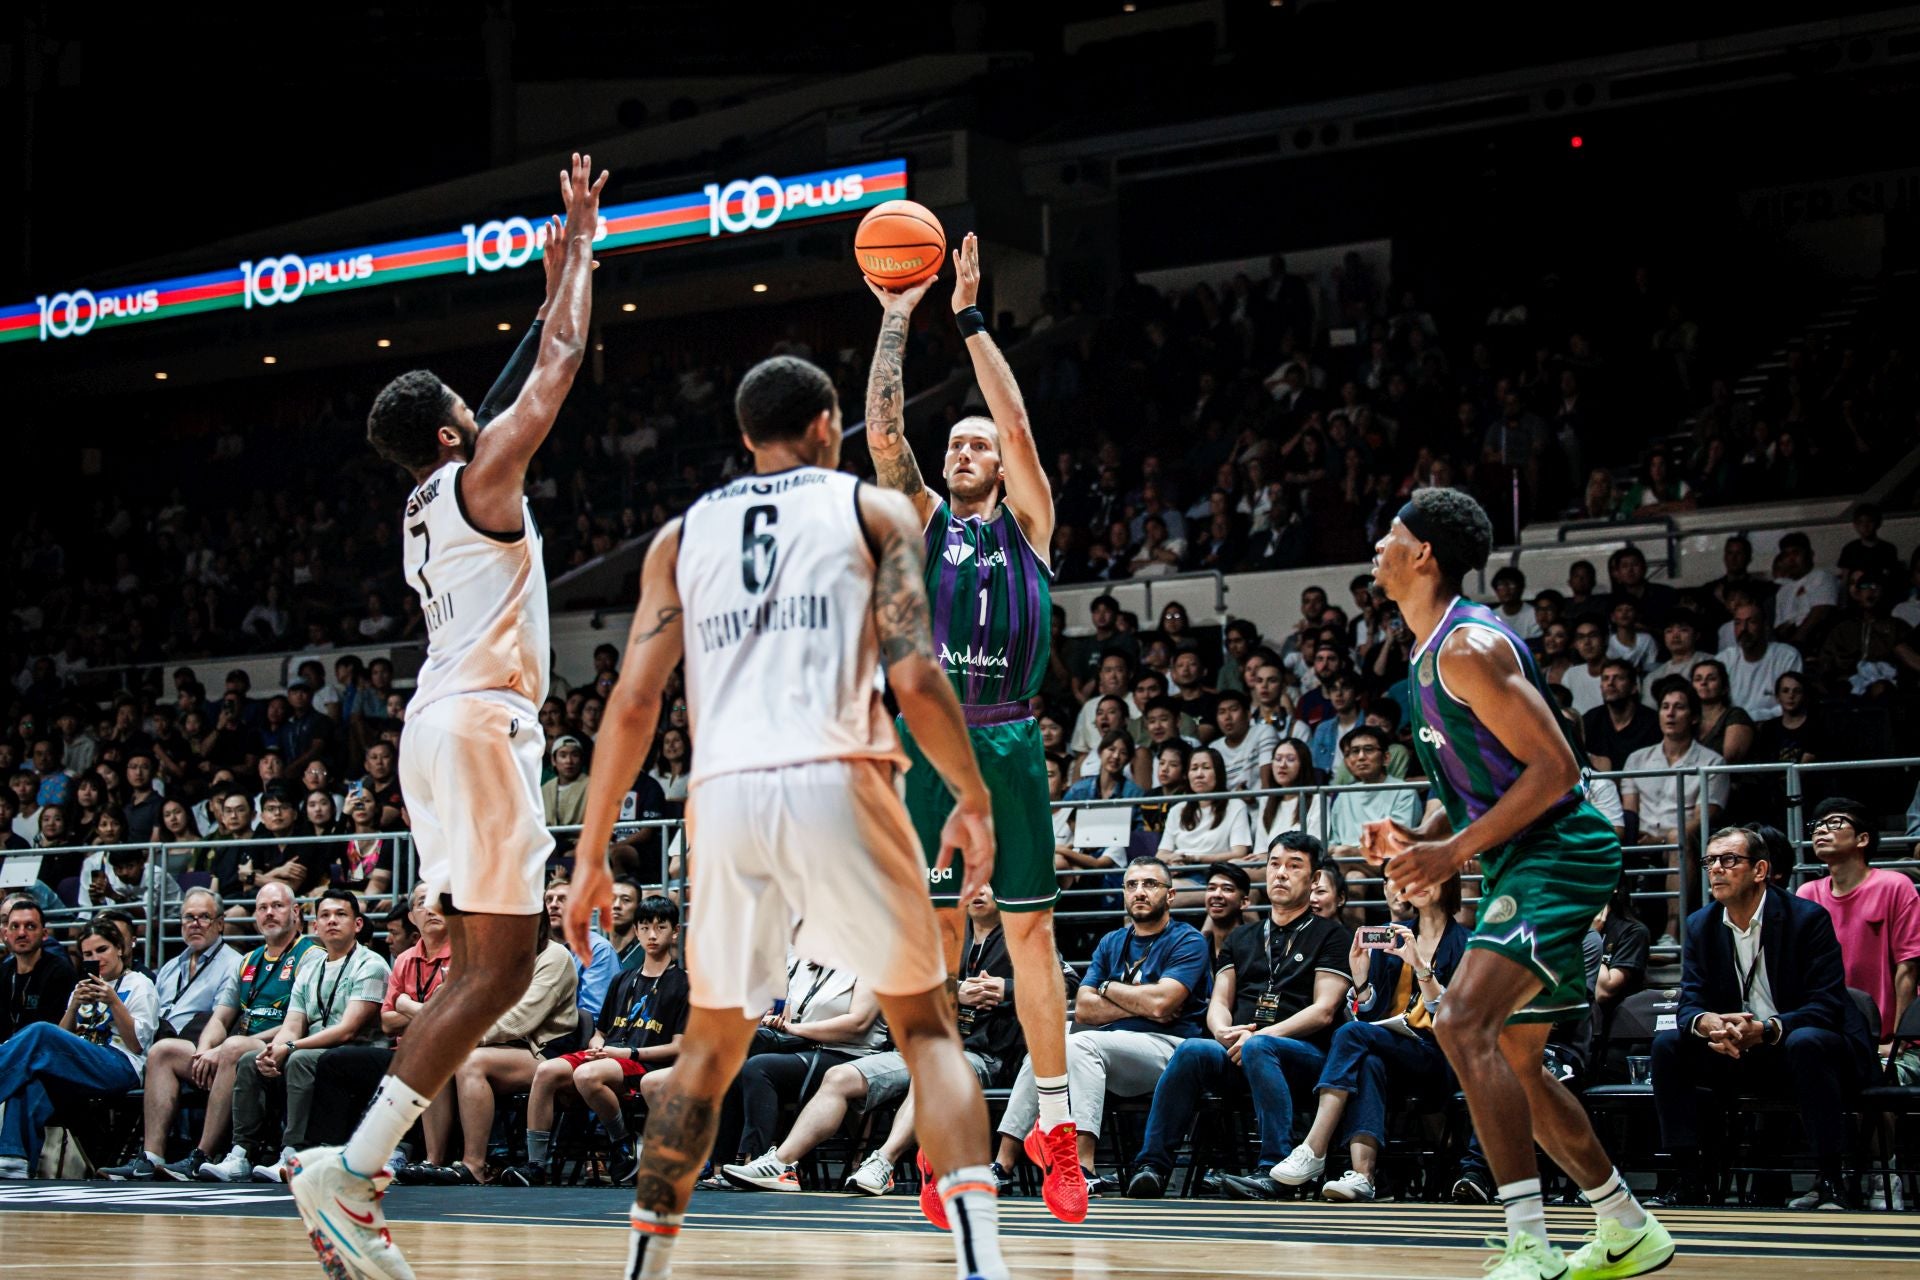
1035,1074,1071,1133
939,1166,1008,1280
1583,1167,1648,1230
627,1206,682,1279
343,1076,432,1178
1499,1177,1550,1248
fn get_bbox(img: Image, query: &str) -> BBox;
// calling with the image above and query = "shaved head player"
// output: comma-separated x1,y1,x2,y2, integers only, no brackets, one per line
566,354,1011,1280
1365,487,1674,1280
864,234,1084,1225
287,152,606,1280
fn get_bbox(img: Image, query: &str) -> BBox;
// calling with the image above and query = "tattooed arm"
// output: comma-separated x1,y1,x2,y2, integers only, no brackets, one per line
858,486,995,899
864,278,942,526
565,520,686,964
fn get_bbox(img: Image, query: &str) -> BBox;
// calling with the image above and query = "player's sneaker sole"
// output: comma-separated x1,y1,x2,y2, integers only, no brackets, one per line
1567,1215,1677,1280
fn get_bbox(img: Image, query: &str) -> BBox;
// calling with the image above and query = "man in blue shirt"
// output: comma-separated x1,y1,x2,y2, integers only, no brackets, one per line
992,856,1210,1195
544,878,617,1031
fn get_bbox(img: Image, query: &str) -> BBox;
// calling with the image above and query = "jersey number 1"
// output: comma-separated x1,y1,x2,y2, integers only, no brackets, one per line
408,522,434,598
741,505,778,594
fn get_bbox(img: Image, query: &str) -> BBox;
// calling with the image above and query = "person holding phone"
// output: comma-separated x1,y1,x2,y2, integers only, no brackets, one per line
1271,873,1469,1201
0,923,159,1177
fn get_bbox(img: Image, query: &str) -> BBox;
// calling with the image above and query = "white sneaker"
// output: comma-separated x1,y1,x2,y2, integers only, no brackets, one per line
720,1147,800,1192
845,1152,895,1196
1271,1145,1326,1186
0,1156,29,1180
1322,1170,1377,1202
253,1145,298,1183
288,1146,417,1280
1481,1233,1570,1280
197,1146,254,1182
1868,1178,1906,1211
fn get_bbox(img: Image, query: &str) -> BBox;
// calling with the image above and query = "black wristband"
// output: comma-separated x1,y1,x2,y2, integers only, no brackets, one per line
955,305,988,339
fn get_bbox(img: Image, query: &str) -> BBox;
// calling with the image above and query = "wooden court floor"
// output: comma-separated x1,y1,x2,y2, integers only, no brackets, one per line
0,1183,1914,1278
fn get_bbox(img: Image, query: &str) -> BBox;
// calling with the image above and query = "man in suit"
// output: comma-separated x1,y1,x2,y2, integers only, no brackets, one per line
1649,825,1877,1210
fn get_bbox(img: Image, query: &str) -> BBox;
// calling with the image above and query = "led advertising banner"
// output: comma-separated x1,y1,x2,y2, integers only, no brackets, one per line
2,157,908,346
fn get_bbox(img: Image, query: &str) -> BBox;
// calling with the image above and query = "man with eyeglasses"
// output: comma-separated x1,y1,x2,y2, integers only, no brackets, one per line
104,885,313,1181
1649,825,1877,1210
1562,621,1609,716
1325,726,1419,860
1798,798,1920,1058
1070,652,1138,756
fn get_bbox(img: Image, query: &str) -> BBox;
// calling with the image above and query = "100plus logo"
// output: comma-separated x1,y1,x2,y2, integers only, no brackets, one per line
463,214,608,274
239,253,376,308
35,288,160,340
704,172,868,236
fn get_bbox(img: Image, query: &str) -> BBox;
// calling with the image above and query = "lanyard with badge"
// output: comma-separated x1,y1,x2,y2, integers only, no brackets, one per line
955,930,991,1037
1253,916,1309,1027
1737,919,1766,1013
316,953,353,1028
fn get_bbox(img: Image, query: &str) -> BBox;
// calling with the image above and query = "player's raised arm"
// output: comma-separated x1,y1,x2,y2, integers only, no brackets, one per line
860,484,995,898
472,213,600,429
567,521,686,964
951,232,1053,551
864,276,941,526
464,151,608,529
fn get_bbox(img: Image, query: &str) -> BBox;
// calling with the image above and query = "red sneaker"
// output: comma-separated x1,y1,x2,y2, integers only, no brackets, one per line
916,1150,948,1230
1022,1120,1088,1224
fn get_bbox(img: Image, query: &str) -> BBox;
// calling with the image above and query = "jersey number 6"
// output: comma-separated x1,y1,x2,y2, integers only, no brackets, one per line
741,504,778,594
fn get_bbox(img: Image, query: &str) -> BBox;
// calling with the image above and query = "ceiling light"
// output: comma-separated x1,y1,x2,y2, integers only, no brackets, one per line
376,338,392,348
262,356,277,365
621,302,637,312
153,371,168,381
496,322,512,331
751,282,769,293
594,343,605,352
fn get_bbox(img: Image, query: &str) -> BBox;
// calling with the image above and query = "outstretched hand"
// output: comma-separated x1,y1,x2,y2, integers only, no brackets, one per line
866,274,938,316
950,232,981,314
538,214,599,319
558,151,609,241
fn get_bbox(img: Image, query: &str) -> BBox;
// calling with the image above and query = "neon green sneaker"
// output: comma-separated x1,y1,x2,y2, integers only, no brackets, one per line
1482,1233,1570,1280
1567,1214,1676,1279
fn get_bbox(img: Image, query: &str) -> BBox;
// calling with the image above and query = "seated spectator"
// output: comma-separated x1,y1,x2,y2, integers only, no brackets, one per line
1563,620,1608,716
1157,748,1254,893
1057,731,1145,881
1308,674,1364,777
543,735,590,829
648,953,885,1177
103,884,314,1180
79,822,184,918
1135,739,1190,837
1325,727,1420,859
1130,698,1202,792
357,742,404,830
1254,740,1325,850
1127,835,1348,1200
1716,601,1802,721
0,898,75,1043
544,877,619,1029
1249,661,1312,744
0,922,158,1178
647,726,692,808
1209,691,1277,792
1329,703,1415,786
1838,502,1902,580
1490,567,1540,640
503,895,687,1187
1772,532,1840,652
1308,864,1349,923
1129,514,1185,578
1199,863,1254,960
994,856,1211,1195
1271,873,1468,1201
1817,569,1920,700
1689,659,1754,765
1593,882,1651,1021
439,913,579,1183
1621,677,1728,943
1537,621,1576,687
1294,644,1346,727
722,890,1070,1196
601,877,651,972
1607,599,1656,677
209,888,388,1182
1605,545,1679,633
1168,646,1220,732
1581,661,1660,772
1798,797,1920,1047
314,886,450,1176
1644,609,1707,698
246,784,329,896
1649,826,1878,1209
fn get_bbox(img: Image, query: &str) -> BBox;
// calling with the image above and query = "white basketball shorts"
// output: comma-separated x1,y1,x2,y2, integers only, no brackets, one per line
684,757,946,1016
399,692,554,915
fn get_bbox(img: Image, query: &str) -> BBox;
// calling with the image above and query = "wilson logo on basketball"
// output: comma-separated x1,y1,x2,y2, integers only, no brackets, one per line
860,252,926,273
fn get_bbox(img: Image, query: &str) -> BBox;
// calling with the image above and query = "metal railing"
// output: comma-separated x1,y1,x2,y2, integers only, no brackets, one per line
8,756,1916,972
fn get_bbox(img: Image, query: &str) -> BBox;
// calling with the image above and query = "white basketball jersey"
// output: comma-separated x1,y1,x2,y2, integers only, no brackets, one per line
403,460,550,713
677,467,901,782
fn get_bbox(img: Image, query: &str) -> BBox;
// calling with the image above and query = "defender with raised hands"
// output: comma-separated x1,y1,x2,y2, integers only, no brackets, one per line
864,233,1086,1225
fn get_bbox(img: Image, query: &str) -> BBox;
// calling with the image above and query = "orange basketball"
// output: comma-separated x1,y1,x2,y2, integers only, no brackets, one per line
854,200,946,290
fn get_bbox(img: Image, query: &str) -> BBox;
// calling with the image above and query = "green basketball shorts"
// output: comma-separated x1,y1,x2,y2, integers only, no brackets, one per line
1468,801,1622,1025
896,713,1059,913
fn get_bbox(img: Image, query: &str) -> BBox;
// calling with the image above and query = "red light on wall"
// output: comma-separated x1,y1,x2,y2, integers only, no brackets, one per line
1570,135,1584,149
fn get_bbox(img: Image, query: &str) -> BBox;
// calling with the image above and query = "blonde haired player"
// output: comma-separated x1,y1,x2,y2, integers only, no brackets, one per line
566,352,1011,1280
287,153,605,1280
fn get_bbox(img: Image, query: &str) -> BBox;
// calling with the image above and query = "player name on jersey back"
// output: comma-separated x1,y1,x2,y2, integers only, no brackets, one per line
403,460,550,713
677,467,903,782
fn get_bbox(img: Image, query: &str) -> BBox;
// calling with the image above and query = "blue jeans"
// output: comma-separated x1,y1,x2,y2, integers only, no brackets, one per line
0,1022,140,1163
1314,1019,1450,1148
1137,1034,1327,1173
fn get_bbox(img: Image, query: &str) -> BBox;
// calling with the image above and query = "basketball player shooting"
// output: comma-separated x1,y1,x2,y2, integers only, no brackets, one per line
864,233,1086,1225
565,355,1013,1280
1364,487,1674,1280
286,152,606,1280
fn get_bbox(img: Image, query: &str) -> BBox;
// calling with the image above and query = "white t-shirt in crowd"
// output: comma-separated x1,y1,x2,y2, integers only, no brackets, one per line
1563,665,1606,716
1714,643,1801,722
1212,723,1280,792
71,970,161,1072
1621,740,1729,835
1158,799,1254,861
1495,604,1543,640
1608,631,1656,675
1774,569,1839,630
1642,654,1706,704
1253,793,1325,850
